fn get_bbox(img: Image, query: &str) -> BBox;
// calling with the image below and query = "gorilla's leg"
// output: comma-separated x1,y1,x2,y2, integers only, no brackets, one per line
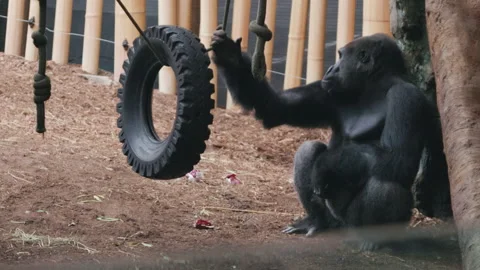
343,179,414,251
283,141,341,236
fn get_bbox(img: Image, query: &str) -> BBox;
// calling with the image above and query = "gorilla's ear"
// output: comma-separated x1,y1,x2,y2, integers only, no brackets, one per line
371,39,384,59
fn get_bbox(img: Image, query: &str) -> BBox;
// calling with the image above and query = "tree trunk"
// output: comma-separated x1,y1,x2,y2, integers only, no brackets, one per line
390,0,452,219
426,0,480,269
389,0,436,102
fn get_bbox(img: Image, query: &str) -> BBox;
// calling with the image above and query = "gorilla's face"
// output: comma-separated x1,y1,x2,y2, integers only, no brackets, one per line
321,35,385,100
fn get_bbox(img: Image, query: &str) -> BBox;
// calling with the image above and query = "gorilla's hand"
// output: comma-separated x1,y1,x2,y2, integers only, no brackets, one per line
211,26,243,68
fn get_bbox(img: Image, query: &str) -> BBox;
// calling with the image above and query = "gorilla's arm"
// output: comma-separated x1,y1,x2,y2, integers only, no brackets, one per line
218,53,336,129
377,83,430,187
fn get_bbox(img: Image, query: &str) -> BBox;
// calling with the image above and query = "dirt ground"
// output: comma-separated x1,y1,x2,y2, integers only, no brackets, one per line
0,53,462,269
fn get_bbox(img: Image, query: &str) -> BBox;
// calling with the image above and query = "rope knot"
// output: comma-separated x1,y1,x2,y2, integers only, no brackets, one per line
33,73,51,104
249,21,272,42
31,31,48,48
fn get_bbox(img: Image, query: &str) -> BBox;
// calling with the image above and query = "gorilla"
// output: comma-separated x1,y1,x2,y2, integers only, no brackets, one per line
210,28,451,249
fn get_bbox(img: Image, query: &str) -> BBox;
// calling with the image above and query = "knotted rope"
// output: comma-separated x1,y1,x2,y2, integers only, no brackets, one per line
249,0,272,81
32,0,51,135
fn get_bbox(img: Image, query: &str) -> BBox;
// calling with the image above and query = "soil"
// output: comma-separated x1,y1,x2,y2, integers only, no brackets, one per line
0,53,462,269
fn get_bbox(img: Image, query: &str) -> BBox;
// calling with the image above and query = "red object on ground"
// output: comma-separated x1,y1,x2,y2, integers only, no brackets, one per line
225,173,241,184
194,219,214,229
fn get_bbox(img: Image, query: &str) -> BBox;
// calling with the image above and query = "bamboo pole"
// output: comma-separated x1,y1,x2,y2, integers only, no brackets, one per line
362,0,391,36
191,0,201,36
25,0,41,61
52,0,74,64
306,0,327,83
283,0,309,89
231,0,251,52
225,0,252,109
158,0,178,95
335,0,356,61
264,0,277,81
178,0,192,30
82,0,104,74
4,0,28,56
199,0,218,106
114,0,146,82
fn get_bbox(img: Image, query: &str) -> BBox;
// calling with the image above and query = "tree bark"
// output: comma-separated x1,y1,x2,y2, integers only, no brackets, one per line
426,0,480,269
390,0,452,219
389,0,436,102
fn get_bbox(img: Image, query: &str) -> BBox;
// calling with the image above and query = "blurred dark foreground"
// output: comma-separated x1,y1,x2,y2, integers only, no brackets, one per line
1,222,463,270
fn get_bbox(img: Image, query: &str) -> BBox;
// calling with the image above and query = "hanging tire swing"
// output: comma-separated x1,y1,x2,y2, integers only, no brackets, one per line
115,0,270,180
117,26,215,179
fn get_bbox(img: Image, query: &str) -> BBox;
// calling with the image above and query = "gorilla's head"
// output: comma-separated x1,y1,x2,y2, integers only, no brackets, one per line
321,33,407,100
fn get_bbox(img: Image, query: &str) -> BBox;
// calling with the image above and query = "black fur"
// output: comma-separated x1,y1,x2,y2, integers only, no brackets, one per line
210,30,451,250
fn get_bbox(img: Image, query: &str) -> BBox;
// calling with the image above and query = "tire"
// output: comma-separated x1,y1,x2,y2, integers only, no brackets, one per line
117,25,215,180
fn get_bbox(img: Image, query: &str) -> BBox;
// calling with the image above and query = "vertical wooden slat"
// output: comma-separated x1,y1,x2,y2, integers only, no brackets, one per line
114,0,146,82
264,0,277,81
362,0,391,36
52,0,74,64
284,0,309,89
25,0,41,61
158,0,178,95
178,0,192,30
4,0,28,56
306,0,327,83
335,0,356,61
82,0,104,74
199,0,218,106
226,0,252,109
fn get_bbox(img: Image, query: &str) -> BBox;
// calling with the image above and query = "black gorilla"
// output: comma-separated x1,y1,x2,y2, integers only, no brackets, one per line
210,28,451,248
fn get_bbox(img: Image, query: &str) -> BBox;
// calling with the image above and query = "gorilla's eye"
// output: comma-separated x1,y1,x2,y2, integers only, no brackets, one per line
358,50,369,63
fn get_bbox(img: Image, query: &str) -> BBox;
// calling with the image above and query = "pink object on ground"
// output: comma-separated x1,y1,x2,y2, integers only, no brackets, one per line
186,169,203,182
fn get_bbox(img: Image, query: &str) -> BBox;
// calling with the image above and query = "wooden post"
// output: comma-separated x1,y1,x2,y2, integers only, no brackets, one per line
191,0,201,36
225,0,252,109
52,0,74,64
158,0,178,95
82,0,104,74
199,0,218,106
25,0,41,61
178,0,192,30
306,0,327,83
114,0,146,82
231,0,251,52
4,0,28,56
335,0,356,61
362,0,391,36
264,0,277,81
283,0,309,89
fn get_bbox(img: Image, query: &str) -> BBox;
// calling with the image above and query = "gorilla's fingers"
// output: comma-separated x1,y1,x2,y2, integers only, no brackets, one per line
282,226,304,234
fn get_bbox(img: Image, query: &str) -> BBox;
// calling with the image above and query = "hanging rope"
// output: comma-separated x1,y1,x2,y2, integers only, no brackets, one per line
249,0,272,81
115,0,165,63
221,0,232,30
206,0,232,52
32,0,51,135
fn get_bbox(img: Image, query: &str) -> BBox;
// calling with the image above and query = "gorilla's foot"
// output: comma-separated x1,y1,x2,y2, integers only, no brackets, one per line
282,216,321,237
